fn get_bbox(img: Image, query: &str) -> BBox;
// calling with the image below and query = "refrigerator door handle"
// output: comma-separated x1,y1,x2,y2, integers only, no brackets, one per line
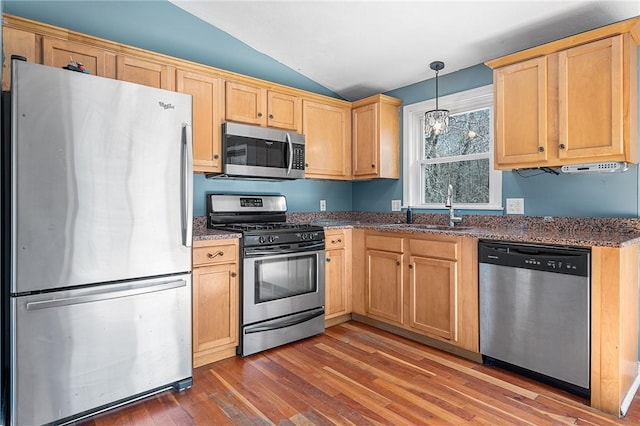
25,279,187,310
182,123,193,247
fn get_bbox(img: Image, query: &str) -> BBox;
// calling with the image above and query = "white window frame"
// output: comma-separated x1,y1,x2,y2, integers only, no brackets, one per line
402,85,502,210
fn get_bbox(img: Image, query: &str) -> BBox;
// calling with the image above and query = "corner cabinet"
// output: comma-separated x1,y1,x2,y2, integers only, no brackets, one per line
362,231,479,353
302,99,352,180
324,229,352,323
177,69,225,173
352,94,401,179
488,18,639,169
192,239,240,367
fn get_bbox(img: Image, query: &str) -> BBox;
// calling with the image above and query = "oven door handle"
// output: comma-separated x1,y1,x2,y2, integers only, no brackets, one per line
245,242,325,256
244,308,325,334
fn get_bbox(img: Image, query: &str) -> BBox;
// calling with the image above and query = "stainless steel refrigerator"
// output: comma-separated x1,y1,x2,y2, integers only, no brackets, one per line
1,60,193,426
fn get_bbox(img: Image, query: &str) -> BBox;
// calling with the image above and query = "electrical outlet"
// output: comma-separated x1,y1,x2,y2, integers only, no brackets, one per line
391,200,402,211
320,200,326,211
506,198,525,215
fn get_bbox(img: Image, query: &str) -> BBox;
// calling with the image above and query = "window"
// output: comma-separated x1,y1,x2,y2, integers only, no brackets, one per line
402,85,501,210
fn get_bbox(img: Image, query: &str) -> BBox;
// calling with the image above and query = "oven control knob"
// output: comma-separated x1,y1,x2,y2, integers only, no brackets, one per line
268,235,275,243
259,236,266,244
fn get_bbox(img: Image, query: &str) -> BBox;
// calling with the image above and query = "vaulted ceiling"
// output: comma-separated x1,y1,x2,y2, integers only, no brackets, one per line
170,1,639,100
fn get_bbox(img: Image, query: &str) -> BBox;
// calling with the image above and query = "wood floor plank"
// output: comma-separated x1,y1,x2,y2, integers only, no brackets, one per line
75,321,640,425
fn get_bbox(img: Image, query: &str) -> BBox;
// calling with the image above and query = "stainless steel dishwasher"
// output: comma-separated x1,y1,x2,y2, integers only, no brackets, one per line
479,240,590,397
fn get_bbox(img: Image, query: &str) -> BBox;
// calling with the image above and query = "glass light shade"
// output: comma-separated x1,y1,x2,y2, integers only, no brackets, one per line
425,109,450,137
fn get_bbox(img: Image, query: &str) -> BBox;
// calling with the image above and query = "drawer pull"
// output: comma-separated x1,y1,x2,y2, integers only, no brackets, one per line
207,251,224,259
331,239,342,244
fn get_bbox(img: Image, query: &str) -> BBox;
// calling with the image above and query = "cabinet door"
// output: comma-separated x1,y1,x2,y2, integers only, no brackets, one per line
225,81,266,125
366,249,403,324
192,263,238,367
352,102,379,178
42,37,116,79
177,69,224,173
409,256,457,341
302,100,351,179
325,248,347,319
558,35,624,161
2,27,37,90
494,56,549,167
116,55,175,90
267,90,301,131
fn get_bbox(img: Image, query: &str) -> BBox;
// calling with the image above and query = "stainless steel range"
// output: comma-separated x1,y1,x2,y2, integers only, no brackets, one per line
207,194,325,356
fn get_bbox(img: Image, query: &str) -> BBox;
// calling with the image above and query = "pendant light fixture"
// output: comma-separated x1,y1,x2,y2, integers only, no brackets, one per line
424,60,449,137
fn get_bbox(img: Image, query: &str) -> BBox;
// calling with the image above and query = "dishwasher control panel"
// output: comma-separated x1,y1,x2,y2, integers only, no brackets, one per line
479,240,590,277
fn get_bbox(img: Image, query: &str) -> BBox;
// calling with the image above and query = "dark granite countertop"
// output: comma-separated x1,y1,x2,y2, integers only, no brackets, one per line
192,214,640,248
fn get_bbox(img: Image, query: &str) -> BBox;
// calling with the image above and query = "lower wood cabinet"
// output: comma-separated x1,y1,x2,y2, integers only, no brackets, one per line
362,231,479,353
324,229,352,321
365,234,404,325
192,238,239,367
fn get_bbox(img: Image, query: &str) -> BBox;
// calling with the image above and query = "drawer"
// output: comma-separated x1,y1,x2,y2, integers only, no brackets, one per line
193,244,237,266
325,230,346,249
409,239,458,260
366,234,403,253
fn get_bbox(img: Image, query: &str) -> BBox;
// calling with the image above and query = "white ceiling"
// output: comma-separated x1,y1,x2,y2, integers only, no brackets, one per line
170,1,640,101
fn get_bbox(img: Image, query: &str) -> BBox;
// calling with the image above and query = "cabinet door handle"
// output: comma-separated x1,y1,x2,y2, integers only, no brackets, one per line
371,164,376,168
409,264,413,269
231,272,237,278
269,114,274,119
559,143,566,150
538,146,544,153
326,258,331,263
213,154,219,159
396,261,400,266
207,251,224,259
305,162,309,167
257,112,263,118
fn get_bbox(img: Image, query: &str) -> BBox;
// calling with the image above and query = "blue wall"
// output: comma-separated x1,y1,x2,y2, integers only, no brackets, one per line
5,0,640,218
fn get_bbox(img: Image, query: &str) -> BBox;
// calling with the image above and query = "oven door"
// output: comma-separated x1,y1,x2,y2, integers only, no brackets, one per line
242,245,325,326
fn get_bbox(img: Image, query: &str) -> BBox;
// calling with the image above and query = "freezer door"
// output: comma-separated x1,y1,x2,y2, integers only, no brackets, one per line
10,61,193,294
10,274,192,426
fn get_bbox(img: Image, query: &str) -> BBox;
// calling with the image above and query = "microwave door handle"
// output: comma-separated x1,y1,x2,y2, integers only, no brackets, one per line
286,132,293,176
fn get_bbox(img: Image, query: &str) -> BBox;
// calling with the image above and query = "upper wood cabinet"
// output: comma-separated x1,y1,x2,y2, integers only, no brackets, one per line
225,81,301,131
302,99,352,180
116,55,175,90
42,37,116,78
2,27,37,90
177,69,225,173
488,18,639,169
352,94,401,179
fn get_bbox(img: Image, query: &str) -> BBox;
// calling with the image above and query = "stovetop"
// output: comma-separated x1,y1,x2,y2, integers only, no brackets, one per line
219,222,322,233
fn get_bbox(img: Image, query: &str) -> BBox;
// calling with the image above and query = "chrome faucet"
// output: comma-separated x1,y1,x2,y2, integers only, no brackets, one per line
445,184,463,227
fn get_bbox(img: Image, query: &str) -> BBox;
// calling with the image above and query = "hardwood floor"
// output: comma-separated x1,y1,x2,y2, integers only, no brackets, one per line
79,321,640,425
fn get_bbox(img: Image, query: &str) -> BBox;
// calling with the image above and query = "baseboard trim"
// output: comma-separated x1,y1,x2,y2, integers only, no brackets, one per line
620,362,640,417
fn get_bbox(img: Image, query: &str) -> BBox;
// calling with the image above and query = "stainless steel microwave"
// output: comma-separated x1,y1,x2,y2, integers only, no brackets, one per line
222,122,305,179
